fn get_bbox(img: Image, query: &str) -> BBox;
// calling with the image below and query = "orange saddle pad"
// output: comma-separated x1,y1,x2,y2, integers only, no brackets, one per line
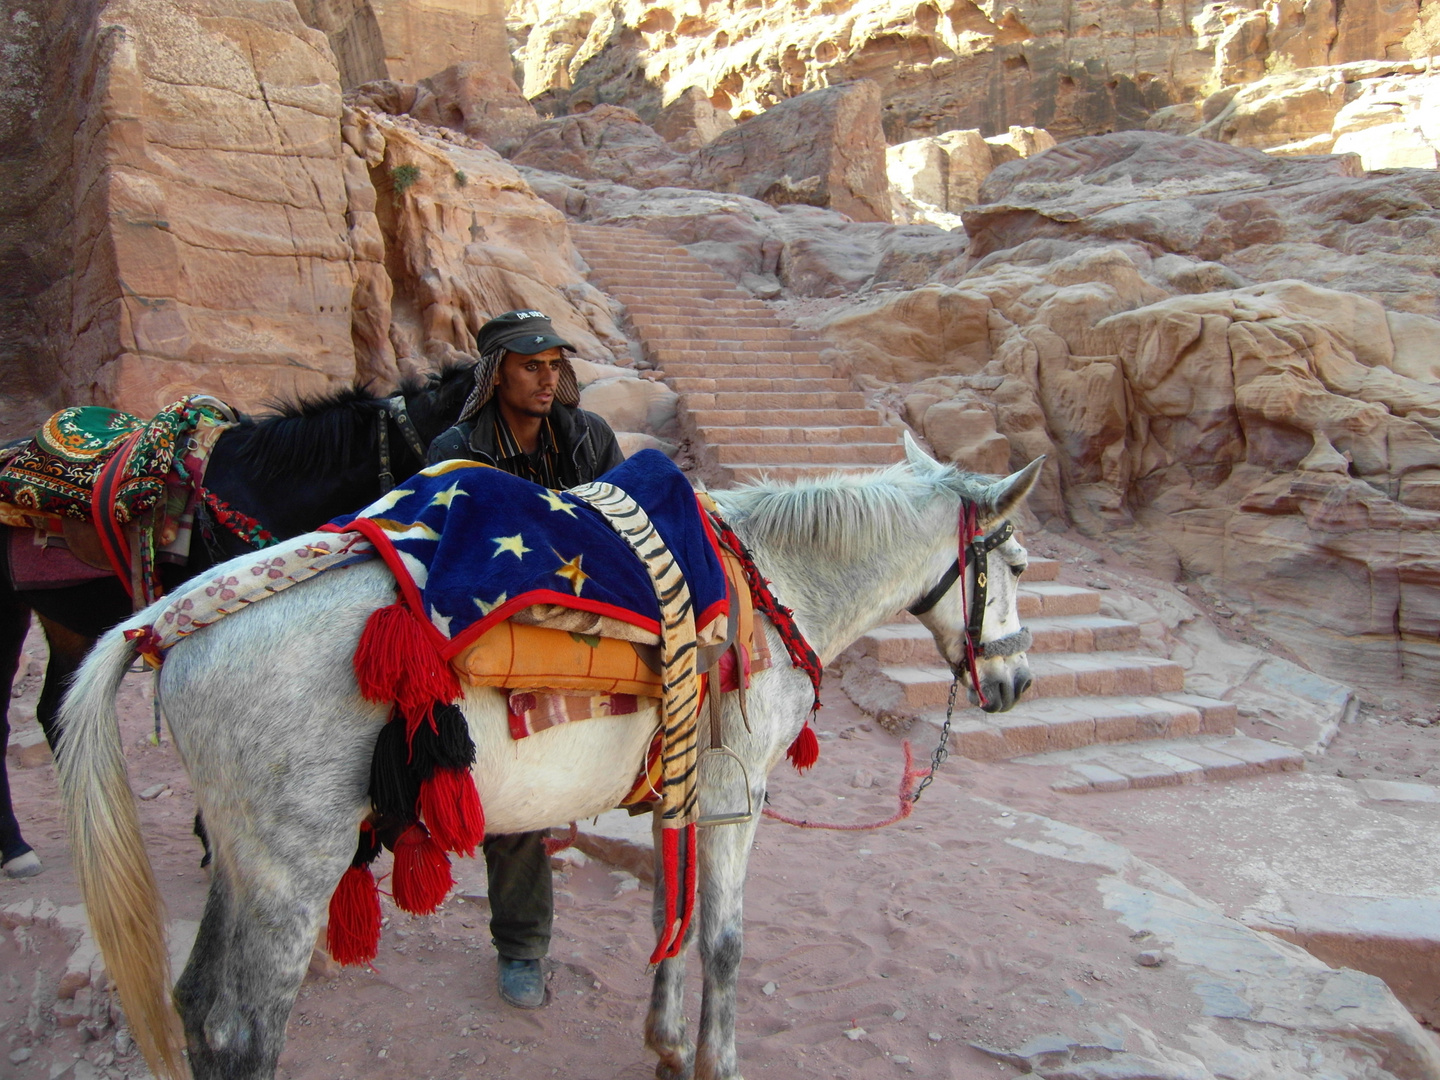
453,547,761,696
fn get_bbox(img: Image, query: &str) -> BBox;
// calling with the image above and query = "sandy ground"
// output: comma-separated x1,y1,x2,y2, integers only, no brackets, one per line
5,617,1440,1080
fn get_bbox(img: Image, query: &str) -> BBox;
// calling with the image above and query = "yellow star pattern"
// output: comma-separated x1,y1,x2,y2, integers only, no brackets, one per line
430,482,469,508
492,533,531,559
539,489,579,518
553,551,589,595
475,592,509,615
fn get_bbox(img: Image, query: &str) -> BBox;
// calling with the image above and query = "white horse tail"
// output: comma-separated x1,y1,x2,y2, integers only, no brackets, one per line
58,623,186,1080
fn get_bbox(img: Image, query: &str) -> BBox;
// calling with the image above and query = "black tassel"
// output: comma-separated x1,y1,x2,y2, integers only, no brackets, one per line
350,819,382,867
370,719,421,819
408,703,476,779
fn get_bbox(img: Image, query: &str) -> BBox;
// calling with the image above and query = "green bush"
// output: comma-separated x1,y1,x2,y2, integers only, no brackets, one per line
391,164,421,192
454,170,468,187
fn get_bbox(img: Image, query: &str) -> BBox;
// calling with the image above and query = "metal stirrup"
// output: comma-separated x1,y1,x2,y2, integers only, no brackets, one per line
696,665,754,827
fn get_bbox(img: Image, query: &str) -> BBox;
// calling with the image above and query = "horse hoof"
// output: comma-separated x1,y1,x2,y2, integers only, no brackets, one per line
2,851,42,878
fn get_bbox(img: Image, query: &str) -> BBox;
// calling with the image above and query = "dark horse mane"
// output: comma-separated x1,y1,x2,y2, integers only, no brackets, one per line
230,362,477,480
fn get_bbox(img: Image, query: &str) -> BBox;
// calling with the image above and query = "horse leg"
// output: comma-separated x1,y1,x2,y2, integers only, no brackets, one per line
35,616,94,753
693,806,764,1080
174,843,349,1080
646,845,697,1080
0,590,39,877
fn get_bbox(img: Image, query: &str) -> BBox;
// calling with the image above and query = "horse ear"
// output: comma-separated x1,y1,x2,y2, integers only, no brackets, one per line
902,430,943,475
979,456,1046,523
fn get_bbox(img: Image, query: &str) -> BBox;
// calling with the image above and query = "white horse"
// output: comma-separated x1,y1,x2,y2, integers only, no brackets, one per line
58,437,1042,1080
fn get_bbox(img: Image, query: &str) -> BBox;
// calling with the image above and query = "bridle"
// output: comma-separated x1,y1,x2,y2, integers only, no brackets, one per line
906,499,1033,804
376,394,430,492
906,500,1033,699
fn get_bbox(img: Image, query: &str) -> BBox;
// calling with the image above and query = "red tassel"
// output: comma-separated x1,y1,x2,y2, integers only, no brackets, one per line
326,865,381,966
392,824,453,915
354,602,460,737
786,721,820,773
418,767,484,857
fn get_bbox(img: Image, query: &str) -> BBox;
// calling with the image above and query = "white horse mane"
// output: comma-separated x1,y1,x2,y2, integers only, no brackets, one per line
711,461,995,564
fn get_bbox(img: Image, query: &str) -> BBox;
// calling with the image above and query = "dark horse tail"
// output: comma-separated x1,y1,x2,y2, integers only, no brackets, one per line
57,611,185,1079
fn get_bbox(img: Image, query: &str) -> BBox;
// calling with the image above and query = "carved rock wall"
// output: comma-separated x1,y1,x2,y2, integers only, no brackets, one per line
504,0,1426,144
294,0,511,88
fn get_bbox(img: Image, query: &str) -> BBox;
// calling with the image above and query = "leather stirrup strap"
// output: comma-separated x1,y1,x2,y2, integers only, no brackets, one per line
91,430,146,599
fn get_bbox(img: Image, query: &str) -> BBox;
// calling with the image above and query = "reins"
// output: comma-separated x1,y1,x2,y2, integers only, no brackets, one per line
762,499,1025,830
376,394,430,493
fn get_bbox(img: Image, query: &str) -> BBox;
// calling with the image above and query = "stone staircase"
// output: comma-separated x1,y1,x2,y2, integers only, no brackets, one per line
569,223,904,484
569,221,1301,795
840,556,1305,793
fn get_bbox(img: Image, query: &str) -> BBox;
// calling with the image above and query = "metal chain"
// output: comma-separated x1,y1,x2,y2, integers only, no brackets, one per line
911,676,959,803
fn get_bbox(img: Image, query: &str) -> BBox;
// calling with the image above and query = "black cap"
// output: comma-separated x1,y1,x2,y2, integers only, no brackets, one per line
476,309,575,356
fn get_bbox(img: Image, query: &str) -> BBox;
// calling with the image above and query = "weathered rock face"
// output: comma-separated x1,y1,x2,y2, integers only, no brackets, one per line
295,0,510,88
801,131,1440,684
510,104,691,186
506,0,1201,142
347,63,541,156
1,0,87,436
532,175,967,297
889,125,1054,227
353,111,630,368
507,0,1431,143
966,132,1440,316
688,81,889,223
1149,60,1440,169
652,85,734,152
24,0,361,420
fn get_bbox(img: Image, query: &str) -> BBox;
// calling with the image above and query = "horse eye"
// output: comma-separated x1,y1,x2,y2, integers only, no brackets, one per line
1009,564,1026,578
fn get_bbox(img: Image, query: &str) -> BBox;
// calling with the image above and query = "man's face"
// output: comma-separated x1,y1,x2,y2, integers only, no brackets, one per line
495,347,564,419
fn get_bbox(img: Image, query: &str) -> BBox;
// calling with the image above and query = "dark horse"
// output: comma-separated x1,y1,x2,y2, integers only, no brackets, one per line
0,364,476,876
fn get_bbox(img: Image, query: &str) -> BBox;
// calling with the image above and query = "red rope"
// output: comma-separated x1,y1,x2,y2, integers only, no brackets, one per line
760,741,931,831
542,821,578,856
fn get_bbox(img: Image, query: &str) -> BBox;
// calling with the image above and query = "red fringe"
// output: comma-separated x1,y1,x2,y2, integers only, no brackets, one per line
326,865,381,966
786,721,820,773
419,767,484,857
392,824,453,915
649,827,682,964
354,603,461,740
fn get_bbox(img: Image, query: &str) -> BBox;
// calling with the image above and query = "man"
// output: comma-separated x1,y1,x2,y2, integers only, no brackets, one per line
427,309,623,1009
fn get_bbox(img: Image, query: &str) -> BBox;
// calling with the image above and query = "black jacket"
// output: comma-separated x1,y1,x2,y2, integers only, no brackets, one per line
426,400,625,487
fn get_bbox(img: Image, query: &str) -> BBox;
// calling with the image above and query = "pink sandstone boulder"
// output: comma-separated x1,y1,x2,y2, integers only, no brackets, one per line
510,106,691,187
348,64,541,156
653,86,735,152
688,81,890,223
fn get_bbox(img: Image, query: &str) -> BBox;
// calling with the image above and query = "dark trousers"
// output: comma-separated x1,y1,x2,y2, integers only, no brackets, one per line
484,830,552,960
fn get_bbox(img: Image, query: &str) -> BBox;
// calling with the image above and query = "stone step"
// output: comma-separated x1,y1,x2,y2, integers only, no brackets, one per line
1034,733,1305,793
625,301,773,317
710,442,904,466
630,315,781,332
660,363,840,379
850,614,1141,665
655,338,827,353
653,344,827,362
726,464,896,483
700,424,902,445
685,407,886,427
632,322,793,342
1015,582,1100,617
916,692,1238,762
684,391,869,410
879,651,1186,711
668,377,855,393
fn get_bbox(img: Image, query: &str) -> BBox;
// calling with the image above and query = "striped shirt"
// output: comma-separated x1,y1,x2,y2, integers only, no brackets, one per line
492,414,561,488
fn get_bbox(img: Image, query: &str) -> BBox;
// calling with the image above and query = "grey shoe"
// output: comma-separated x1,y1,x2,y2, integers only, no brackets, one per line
497,957,545,1009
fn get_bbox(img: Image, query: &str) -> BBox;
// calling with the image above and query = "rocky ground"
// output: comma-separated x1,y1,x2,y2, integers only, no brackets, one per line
5,553,1440,1080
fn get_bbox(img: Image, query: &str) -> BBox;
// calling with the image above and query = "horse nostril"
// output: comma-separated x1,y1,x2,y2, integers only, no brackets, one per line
1016,672,1033,699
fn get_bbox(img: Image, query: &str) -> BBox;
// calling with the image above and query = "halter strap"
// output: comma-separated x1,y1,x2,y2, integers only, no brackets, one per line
376,394,430,493
906,508,1020,709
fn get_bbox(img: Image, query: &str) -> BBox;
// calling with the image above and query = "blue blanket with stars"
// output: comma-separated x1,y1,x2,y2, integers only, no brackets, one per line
323,450,728,657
